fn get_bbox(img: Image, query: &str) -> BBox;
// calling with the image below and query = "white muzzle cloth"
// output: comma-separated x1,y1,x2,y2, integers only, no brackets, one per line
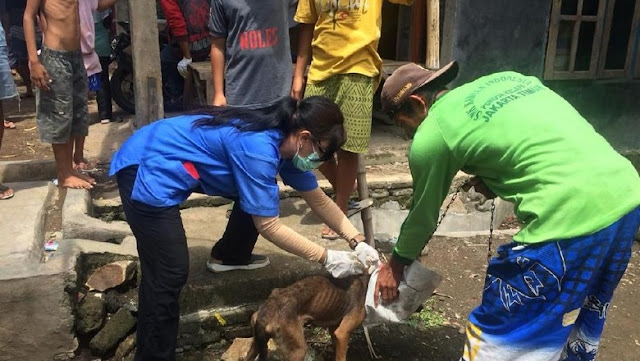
364,261,443,327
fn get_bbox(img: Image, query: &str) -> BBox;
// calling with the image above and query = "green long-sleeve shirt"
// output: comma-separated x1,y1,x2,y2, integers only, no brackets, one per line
393,71,640,265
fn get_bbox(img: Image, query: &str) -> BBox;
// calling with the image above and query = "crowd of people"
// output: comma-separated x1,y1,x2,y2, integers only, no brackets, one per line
0,1,639,361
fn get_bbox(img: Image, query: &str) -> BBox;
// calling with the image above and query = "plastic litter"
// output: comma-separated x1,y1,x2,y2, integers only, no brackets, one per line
44,239,59,251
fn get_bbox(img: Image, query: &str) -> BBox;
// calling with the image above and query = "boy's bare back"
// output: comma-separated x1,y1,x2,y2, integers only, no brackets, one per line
36,0,80,51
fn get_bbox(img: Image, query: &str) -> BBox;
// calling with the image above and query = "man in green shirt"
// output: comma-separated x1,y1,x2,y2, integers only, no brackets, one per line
375,61,640,361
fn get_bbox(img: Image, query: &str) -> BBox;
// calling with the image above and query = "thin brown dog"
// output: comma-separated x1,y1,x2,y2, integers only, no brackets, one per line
243,275,369,361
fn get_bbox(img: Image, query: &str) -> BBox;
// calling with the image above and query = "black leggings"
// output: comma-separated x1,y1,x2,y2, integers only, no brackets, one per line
117,166,260,360
117,166,188,361
210,200,260,264
96,56,112,120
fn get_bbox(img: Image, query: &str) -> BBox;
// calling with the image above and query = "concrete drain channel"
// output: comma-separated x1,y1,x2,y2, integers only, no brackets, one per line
67,183,516,360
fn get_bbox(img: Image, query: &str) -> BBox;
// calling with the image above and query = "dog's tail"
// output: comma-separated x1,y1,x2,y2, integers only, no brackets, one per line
244,312,270,361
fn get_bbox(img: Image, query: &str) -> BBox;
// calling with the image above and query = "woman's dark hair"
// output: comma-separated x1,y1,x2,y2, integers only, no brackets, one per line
192,96,345,161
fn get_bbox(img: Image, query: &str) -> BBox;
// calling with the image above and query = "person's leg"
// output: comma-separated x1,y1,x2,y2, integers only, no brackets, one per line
117,166,189,361
69,52,96,182
37,47,91,189
14,62,34,97
207,201,270,272
9,36,34,97
0,101,13,199
72,135,96,174
461,209,640,361
160,46,184,111
560,207,640,361
323,74,374,238
96,56,112,123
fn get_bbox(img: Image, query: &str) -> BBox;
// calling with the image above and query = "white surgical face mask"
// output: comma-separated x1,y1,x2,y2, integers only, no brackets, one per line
292,142,323,172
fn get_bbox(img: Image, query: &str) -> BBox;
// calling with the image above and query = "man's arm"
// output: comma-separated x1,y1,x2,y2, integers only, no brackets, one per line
24,0,50,90
209,36,226,106
158,0,190,59
376,124,460,304
392,127,460,264
291,23,313,100
97,0,117,12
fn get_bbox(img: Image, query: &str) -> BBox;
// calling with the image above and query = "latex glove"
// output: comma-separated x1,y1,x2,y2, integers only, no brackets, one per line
324,250,365,278
355,242,381,274
177,57,192,78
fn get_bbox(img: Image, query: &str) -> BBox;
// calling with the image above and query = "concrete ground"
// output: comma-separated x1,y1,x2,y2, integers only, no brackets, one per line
2,89,638,360
0,101,418,360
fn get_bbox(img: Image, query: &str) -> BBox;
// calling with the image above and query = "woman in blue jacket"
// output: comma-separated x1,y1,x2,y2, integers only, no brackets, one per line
110,96,379,360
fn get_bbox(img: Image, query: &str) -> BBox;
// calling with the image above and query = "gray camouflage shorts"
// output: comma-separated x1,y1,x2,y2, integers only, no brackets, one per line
36,46,88,144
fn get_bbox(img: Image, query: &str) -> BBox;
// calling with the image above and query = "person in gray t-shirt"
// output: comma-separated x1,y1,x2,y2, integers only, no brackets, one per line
209,0,297,109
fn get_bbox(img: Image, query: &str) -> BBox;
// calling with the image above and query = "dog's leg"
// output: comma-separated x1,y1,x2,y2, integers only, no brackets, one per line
244,312,268,361
275,322,307,361
333,308,367,361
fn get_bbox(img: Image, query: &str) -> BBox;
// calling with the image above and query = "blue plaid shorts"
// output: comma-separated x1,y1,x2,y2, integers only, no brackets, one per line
463,206,640,361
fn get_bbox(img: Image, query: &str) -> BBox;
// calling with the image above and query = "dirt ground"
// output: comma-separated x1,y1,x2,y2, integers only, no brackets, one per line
177,234,640,361
1,79,130,162
4,76,639,361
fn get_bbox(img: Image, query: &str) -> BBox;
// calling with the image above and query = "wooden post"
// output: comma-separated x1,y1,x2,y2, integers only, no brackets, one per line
426,0,440,69
114,0,129,35
128,0,163,130
357,154,375,247
410,0,426,63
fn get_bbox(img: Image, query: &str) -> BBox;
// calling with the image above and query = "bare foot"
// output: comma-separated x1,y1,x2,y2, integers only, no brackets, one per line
72,169,97,185
59,174,94,189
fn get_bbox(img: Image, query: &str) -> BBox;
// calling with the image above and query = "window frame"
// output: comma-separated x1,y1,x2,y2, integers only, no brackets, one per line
544,0,640,80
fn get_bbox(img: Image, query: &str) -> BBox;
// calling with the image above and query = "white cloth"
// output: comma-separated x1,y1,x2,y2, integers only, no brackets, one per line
323,250,365,278
364,261,442,327
177,57,192,78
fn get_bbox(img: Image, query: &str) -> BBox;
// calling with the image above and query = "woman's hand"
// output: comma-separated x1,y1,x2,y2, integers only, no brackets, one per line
323,250,365,278
354,242,380,273
374,258,405,306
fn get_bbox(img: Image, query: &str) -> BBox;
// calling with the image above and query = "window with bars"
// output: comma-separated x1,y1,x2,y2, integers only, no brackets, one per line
544,0,640,80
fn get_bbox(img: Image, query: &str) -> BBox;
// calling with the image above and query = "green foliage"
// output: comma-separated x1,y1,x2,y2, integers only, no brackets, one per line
406,299,445,329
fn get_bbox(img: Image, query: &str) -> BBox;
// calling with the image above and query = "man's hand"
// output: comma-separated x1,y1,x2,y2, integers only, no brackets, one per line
212,94,227,107
30,61,50,91
290,75,305,100
323,250,365,278
177,57,193,78
374,258,405,306
462,176,496,199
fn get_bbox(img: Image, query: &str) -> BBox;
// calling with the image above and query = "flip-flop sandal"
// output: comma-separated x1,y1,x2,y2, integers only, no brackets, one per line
348,199,360,209
74,161,99,173
0,185,15,200
346,198,374,218
321,229,341,240
3,121,16,129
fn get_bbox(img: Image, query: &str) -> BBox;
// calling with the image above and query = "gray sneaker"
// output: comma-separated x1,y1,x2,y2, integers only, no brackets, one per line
206,254,270,273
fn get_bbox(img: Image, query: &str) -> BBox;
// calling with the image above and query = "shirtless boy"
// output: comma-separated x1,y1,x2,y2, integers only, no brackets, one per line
23,0,112,189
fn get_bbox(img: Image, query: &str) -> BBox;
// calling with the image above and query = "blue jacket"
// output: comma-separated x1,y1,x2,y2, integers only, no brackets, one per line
110,115,317,217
